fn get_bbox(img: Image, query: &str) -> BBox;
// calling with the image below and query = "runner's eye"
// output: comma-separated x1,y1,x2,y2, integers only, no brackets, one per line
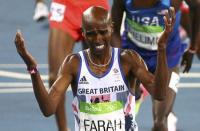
85,30,98,37
98,29,109,35
85,29,109,37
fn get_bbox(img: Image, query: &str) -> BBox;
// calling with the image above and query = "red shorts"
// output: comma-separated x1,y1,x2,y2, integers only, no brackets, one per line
49,0,109,41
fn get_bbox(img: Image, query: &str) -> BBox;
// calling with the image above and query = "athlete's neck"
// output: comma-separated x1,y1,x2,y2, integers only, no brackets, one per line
87,47,112,67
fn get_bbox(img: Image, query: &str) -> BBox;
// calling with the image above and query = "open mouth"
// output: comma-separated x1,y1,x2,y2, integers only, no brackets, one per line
96,45,104,50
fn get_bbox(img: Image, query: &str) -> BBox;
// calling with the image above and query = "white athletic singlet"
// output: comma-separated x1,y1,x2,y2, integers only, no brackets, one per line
72,48,138,131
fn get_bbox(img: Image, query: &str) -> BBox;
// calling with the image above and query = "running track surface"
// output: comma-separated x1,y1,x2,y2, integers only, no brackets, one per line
0,0,200,131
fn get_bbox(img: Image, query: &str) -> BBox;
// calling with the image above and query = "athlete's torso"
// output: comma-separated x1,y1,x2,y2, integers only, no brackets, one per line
72,48,138,131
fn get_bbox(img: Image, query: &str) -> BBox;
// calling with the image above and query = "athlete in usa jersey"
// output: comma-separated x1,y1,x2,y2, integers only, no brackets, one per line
112,0,200,131
122,0,182,71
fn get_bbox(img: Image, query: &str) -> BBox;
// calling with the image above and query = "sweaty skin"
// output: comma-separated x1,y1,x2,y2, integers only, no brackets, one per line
14,6,174,130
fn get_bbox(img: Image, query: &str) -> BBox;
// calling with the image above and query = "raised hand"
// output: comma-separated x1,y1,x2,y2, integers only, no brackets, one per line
157,7,175,48
14,30,37,69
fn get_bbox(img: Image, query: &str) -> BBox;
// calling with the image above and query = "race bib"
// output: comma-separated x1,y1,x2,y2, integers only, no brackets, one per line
50,2,65,22
79,101,125,131
126,18,163,51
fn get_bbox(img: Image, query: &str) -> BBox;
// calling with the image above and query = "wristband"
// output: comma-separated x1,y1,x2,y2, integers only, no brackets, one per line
188,49,196,54
27,67,38,74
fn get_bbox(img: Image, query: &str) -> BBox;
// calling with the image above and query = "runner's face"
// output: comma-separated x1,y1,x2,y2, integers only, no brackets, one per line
82,20,112,55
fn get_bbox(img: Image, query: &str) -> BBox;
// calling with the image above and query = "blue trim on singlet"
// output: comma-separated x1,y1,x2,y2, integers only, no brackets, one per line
117,48,129,88
76,53,82,90
83,48,115,78
122,0,184,73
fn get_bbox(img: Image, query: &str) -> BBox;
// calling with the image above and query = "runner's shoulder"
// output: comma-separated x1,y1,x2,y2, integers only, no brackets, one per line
119,48,147,68
60,53,81,74
64,53,80,65
120,49,142,62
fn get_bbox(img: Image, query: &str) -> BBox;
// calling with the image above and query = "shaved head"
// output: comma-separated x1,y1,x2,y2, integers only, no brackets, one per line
81,6,113,55
82,6,112,30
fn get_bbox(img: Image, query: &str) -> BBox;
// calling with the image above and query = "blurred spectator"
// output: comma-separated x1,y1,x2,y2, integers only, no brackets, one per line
33,0,49,22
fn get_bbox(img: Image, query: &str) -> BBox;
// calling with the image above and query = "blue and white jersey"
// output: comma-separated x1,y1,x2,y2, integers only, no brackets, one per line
122,0,184,72
72,48,138,131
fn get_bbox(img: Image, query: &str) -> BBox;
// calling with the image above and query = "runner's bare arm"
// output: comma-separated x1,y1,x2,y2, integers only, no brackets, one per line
180,0,200,72
14,30,73,116
184,0,200,49
111,0,124,48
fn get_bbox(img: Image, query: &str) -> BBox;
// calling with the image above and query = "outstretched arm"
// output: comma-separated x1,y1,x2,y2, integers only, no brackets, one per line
14,31,72,116
152,7,175,99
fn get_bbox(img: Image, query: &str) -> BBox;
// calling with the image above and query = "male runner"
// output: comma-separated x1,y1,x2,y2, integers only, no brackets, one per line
14,6,174,131
111,0,200,131
48,1,109,131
